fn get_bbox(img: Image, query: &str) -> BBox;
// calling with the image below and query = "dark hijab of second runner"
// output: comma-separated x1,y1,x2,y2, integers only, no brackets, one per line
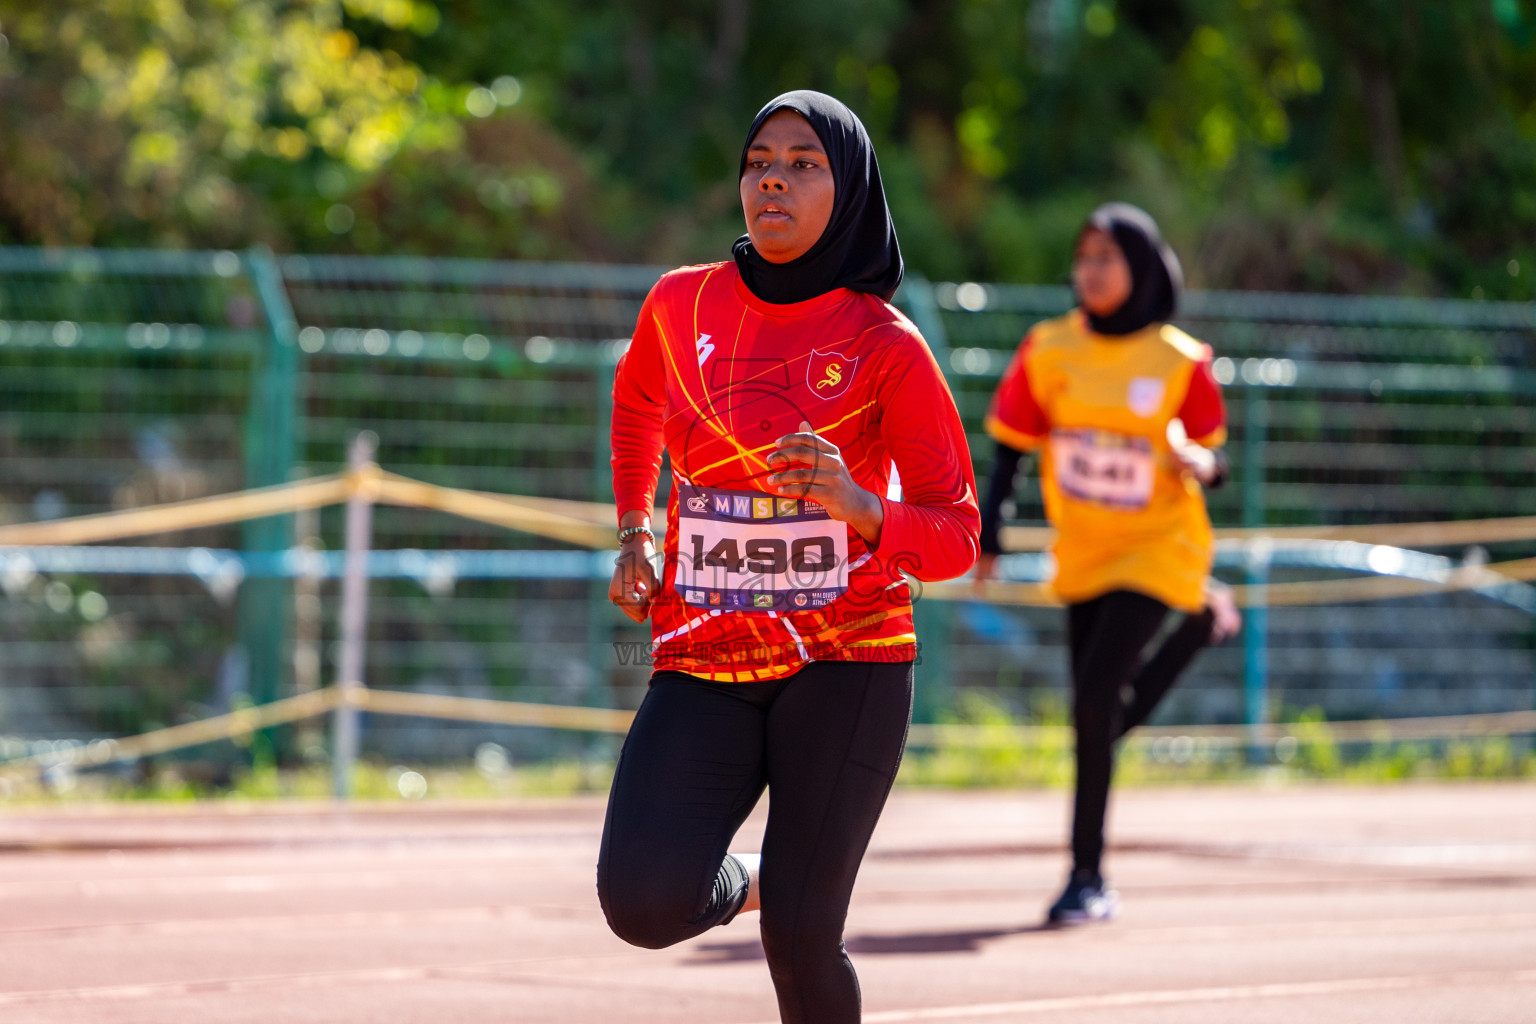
732,90,903,305
1079,202,1184,336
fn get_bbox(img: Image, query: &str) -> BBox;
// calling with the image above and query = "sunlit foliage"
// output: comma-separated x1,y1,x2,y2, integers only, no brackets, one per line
3,0,1536,296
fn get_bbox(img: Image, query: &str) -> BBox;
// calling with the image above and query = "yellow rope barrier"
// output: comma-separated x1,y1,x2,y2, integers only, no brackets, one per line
1230,556,1536,607
369,472,615,549
1217,516,1536,548
922,556,1536,608
2,467,1529,784
0,474,352,547
0,688,342,780
997,525,1056,551
8,464,1533,554
1001,516,1536,553
2,467,1533,611
350,688,635,734
925,578,1062,606
908,709,1536,747
0,466,665,551
3,688,1530,777
371,471,673,548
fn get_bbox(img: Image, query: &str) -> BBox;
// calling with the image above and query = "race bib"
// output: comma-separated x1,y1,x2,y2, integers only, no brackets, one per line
1050,428,1155,511
672,483,849,613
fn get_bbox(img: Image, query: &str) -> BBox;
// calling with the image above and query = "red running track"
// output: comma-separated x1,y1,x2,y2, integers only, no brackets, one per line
2,783,1534,1023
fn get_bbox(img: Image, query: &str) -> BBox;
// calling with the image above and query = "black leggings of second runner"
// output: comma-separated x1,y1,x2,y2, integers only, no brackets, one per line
598,660,913,1024
1067,590,1215,874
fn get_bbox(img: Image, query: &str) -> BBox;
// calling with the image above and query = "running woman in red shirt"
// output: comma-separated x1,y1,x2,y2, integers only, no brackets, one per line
976,204,1240,925
597,91,979,1023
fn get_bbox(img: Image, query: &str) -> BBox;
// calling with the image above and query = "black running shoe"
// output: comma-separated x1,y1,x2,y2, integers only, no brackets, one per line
1046,869,1119,925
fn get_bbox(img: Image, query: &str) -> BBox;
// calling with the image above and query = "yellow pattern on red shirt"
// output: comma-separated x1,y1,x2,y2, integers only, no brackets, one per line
612,262,980,680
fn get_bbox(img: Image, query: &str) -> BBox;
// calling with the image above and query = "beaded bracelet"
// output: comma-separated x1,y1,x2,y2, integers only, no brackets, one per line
617,525,655,544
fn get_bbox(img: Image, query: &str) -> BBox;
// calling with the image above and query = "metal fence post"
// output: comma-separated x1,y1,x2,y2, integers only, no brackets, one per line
897,275,953,723
1241,390,1270,763
292,486,324,760
240,246,300,757
897,274,951,360
331,432,378,799
589,358,616,711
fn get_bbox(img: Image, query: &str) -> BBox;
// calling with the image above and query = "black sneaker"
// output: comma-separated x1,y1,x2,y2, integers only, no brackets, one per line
1046,869,1119,925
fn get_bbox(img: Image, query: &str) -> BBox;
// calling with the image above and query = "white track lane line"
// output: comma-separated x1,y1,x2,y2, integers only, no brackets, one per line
730,969,1536,1024
0,903,548,942
0,863,542,901
0,952,649,1006
9,902,1536,948
5,932,1535,1010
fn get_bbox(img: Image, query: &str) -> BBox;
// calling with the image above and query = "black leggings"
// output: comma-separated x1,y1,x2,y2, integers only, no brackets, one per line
1067,590,1214,874
597,659,914,1024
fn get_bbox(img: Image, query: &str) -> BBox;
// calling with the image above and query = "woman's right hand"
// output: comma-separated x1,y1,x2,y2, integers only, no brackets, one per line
1205,578,1242,643
609,535,660,623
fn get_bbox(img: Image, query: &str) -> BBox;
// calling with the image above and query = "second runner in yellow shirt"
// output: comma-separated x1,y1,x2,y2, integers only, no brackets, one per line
976,202,1240,926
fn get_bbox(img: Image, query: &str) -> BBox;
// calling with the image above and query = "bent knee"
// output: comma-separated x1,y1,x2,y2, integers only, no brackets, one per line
599,882,695,950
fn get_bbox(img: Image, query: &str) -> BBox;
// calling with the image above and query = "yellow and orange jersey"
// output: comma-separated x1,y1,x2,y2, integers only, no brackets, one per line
612,261,979,681
984,310,1226,612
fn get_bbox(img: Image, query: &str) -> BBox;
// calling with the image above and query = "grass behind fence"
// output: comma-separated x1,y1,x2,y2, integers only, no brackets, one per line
3,697,1531,805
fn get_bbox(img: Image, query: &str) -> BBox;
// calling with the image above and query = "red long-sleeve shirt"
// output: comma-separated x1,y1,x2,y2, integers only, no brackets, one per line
611,261,979,681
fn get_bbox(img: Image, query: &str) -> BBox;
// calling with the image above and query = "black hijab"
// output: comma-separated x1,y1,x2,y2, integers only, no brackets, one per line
732,91,903,305
1078,202,1183,336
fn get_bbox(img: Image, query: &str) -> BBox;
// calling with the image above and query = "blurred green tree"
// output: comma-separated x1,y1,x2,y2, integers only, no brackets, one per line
2,0,1535,295
0,0,463,247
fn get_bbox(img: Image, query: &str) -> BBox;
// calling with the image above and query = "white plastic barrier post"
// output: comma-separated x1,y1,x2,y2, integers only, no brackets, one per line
331,432,377,799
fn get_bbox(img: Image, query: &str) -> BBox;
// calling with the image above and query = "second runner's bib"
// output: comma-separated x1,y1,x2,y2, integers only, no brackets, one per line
1050,428,1155,511
673,483,849,612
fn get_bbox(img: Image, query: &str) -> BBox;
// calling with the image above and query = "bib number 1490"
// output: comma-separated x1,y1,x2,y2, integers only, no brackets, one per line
671,483,851,612
689,535,839,575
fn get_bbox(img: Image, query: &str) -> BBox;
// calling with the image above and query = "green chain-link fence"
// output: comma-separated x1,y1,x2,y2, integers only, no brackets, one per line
1,249,1533,765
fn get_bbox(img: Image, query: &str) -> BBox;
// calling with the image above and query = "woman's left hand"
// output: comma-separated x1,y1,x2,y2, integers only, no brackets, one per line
767,420,884,546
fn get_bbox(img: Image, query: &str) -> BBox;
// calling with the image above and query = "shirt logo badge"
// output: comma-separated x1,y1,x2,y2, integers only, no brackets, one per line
695,333,715,367
1127,377,1166,418
687,496,709,513
807,349,858,400
753,593,774,608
